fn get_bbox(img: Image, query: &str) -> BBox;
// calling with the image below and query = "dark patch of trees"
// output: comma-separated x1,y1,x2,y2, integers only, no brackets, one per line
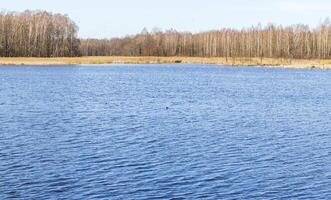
0,10,80,57
81,20,331,59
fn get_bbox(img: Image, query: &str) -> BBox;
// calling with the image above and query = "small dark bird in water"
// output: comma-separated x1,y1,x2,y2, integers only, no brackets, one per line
166,107,169,110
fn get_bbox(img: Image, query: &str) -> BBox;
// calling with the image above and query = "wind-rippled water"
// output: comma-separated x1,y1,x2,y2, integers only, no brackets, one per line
1,64,331,199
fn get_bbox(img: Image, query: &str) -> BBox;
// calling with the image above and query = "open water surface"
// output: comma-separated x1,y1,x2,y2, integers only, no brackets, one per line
1,64,331,199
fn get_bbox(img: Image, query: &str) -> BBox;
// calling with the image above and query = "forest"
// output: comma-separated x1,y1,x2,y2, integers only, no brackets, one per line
0,11,80,57
81,22,331,59
1,10,331,59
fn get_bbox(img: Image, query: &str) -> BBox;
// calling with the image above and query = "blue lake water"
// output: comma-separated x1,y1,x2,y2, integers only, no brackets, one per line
1,64,331,199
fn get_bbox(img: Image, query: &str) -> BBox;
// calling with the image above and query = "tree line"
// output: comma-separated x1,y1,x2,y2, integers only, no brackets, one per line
81,20,331,59
0,11,80,57
1,10,331,59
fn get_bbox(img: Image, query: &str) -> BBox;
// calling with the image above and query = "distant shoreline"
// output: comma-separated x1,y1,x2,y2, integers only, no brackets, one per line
0,56,330,69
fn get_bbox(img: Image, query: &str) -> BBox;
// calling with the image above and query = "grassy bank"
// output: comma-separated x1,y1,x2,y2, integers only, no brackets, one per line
0,56,331,69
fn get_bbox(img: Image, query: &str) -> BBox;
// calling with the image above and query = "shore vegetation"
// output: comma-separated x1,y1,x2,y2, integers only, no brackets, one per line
0,10,331,68
0,56,330,69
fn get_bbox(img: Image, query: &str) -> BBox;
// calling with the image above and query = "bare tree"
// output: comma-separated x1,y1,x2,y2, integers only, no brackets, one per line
80,19,331,59
0,10,80,57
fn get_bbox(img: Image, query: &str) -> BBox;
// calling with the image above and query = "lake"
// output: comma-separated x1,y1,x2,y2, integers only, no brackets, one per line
1,64,331,199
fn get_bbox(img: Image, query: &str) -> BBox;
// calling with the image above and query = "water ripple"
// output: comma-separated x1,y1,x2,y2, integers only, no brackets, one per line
1,65,331,199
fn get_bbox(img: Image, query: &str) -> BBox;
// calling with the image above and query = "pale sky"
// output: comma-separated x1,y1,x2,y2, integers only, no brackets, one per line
1,0,330,39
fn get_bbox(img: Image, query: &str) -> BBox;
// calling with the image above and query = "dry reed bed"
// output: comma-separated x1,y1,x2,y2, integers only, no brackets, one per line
0,57,331,69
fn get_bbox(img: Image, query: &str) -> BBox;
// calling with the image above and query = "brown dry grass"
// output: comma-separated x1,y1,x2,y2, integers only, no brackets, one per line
0,56,331,69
